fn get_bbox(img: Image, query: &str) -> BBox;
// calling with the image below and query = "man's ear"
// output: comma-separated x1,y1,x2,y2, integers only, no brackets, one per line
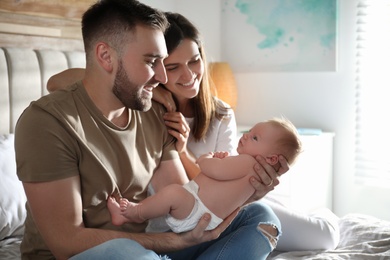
96,42,115,72
265,154,279,166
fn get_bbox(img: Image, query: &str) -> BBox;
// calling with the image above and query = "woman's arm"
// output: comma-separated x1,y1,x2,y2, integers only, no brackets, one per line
162,112,201,180
48,70,178,114
47,68,86,92
152,86,177,112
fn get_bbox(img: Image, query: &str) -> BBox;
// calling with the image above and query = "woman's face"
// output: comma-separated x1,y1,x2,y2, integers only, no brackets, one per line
163,39,204,102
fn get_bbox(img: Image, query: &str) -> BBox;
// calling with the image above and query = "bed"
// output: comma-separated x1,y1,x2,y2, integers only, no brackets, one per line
0,46,85,259
268,213,390,259
1,46,390,259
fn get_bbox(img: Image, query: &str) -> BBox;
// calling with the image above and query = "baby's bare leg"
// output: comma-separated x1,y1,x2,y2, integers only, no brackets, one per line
110,184,195,226
137,184,195,221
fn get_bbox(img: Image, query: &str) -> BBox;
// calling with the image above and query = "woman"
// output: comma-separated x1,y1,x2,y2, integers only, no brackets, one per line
152,12,238,181
150,12,340,252
47,11,338,254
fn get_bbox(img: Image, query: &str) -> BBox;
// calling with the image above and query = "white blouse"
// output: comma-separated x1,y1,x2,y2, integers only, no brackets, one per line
186,99,238,158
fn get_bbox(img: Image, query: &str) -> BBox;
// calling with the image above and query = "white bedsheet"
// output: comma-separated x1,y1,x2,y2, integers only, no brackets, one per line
0,238,21,260
268,213,390,259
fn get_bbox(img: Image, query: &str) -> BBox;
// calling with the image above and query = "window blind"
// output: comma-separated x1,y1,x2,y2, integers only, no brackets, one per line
355,0,390,186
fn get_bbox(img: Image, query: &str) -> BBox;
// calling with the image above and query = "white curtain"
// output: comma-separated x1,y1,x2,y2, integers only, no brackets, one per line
355,0,390,186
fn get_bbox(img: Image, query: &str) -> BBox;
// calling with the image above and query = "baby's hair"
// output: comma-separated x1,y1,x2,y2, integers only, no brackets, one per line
266,117,303,165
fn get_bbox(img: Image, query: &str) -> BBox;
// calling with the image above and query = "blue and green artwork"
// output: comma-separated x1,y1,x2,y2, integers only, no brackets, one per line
222,0,337,72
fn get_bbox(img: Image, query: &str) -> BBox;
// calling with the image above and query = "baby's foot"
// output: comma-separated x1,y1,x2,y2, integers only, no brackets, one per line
120,198,131,212
119,198,145,223
107,197,131,226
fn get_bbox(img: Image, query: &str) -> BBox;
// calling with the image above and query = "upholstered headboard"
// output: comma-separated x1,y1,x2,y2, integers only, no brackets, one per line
0,47,86,134
0,47,85,254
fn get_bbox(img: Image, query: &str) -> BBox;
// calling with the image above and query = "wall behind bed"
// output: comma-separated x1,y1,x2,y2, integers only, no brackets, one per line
0,0,92,51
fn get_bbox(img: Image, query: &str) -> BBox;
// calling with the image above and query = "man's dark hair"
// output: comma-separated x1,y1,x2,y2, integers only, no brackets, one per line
82,0,169,58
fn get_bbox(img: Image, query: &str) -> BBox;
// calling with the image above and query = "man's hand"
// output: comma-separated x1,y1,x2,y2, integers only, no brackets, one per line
180,208,239,246
247,155,290,203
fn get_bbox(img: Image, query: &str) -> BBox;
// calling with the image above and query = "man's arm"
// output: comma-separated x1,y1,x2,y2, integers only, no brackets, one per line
150,158,189,193
23,176,123,259
24,173,233,259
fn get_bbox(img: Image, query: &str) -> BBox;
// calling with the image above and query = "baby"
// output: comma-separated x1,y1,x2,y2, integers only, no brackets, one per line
108,117,302,232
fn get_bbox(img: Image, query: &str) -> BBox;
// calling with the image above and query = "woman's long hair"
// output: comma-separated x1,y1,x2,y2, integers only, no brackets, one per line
164,12,230,141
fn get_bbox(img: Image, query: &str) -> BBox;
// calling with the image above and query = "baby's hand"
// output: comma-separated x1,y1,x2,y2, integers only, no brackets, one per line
213,151,229,159
196,152,214,163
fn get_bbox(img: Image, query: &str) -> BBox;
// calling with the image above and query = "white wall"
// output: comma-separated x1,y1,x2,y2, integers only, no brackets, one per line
141,0,221,61
142,0,390,221
232,1,390,221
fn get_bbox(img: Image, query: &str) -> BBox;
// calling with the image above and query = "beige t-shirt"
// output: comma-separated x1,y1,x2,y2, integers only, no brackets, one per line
15,82,178,259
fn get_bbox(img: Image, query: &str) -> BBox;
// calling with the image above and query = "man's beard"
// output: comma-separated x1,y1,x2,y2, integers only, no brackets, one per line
113,61,152,112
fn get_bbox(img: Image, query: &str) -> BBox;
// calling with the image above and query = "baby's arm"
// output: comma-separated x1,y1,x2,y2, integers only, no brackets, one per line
197,153,256,181
196,152,214,163
196,151,228,164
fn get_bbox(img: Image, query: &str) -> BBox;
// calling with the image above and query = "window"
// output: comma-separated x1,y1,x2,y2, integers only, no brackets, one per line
355,0,390,186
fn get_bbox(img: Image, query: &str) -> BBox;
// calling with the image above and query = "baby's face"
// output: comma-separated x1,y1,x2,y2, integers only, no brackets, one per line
236,122,281,157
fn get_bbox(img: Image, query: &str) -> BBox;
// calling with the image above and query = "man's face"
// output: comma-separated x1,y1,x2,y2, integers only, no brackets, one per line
113,25,168,111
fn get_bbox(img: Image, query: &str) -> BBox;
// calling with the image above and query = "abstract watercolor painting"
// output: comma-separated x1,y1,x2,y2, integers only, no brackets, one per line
221,0,337,72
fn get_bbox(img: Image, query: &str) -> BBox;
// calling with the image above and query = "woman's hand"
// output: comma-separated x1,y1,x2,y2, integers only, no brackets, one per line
152,85,177,112
246,155,290,203
163,111,201,180
163,112,190,154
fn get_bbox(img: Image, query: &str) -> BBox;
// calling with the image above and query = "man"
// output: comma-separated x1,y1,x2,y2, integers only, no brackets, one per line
15,0,286,259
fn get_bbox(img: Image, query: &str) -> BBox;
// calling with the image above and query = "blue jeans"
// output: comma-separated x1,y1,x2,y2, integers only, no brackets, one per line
70,202,281,260
69,238,168,260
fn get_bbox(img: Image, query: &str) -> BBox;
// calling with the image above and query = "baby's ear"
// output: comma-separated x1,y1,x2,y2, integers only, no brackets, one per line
265,154,279,165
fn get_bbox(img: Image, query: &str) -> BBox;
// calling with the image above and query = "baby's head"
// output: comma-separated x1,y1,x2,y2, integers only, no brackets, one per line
237,117,302,168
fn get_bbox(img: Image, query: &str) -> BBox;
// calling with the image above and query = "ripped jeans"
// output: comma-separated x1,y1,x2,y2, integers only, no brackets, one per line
167,202,281,260
70,202,281,260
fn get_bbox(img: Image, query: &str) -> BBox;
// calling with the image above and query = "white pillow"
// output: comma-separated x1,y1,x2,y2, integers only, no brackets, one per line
0,134,26,240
